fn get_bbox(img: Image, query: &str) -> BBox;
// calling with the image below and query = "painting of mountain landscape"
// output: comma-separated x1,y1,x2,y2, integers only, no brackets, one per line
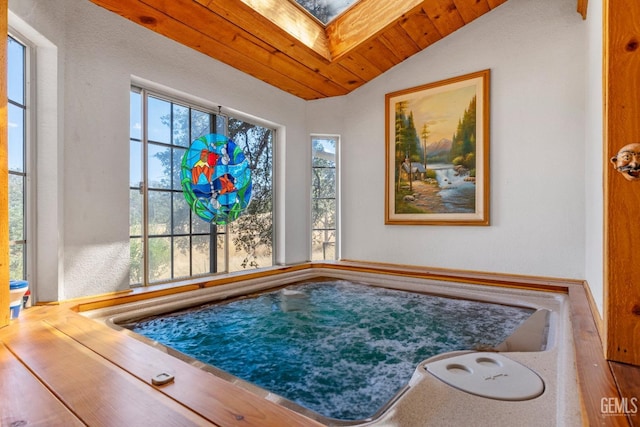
385,70,490,225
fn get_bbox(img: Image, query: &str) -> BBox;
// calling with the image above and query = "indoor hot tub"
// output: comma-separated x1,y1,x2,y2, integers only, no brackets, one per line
82,263,581,426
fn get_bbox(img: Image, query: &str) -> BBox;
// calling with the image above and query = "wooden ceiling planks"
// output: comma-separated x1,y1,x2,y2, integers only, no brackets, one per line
336,51,384,82
421,0,466,37
135,0,351,97
88,0,516,100
225,0,331,59
452,0,491,24
325,0,424,60
198,0,366,92
398,6,443,50
486,0,509,9
354,37,404,71
89,0,329,99
378,23,423,62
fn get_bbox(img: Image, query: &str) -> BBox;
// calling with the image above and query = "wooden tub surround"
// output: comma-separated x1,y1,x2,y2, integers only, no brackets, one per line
0,261,637,426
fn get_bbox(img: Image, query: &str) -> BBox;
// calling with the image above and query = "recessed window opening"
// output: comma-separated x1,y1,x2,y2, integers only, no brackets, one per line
130,87,274,287
7,35,29,282
292,0,360,25
311,135,339,261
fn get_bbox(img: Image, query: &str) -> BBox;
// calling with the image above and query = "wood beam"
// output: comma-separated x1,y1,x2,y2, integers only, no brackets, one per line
89,0,338,99
604,0,640,365
137,0,349,96
326,0,423,61
193,0,364,92
234,0,330,59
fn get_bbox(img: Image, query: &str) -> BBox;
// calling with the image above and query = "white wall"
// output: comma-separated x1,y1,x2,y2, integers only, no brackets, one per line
9,0,596,301
583,0,604,316
310,0,588,280
10,0,309,300
8,3,66,302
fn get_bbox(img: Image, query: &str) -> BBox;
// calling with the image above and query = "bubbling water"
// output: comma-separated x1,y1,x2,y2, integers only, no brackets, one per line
130,281,534,421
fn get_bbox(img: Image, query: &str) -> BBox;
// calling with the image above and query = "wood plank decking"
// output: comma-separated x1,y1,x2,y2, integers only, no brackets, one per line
0,262,636,426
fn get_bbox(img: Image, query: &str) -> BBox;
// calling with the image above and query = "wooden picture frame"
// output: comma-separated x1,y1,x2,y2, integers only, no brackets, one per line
385,69,490,225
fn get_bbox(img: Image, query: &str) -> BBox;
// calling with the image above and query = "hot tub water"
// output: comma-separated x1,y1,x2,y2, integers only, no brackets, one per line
127,280,535,421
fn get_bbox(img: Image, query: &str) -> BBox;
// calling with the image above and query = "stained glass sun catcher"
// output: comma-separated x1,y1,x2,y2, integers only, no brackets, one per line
181,134,252,225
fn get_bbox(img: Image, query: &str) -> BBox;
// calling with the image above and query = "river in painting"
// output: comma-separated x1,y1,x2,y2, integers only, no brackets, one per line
430,163,475,213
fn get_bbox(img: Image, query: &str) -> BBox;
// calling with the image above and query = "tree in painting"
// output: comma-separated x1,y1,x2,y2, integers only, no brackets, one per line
395,101,422,192
449,96,477,176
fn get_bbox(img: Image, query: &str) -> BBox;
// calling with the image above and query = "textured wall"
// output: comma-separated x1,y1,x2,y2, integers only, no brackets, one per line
10,0,308,300
10,0,598,301
310,0,589,280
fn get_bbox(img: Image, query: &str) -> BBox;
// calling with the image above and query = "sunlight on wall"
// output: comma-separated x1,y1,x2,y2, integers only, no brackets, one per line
64,241,130,300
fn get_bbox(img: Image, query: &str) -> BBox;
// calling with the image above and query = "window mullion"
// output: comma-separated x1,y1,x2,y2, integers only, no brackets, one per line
170,105,175,280
210,113,217,274
220,114,229,274
141,88,150,285
188,106,193,278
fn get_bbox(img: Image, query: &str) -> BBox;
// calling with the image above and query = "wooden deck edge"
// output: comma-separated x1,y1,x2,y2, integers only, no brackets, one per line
568,283,629,426
21,260,627,426
322,259,581,290
582,278,605,341
70,260,581,313
71,264,313,312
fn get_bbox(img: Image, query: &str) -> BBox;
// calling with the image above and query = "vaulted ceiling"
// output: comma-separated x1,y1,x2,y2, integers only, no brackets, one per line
88,0,587,100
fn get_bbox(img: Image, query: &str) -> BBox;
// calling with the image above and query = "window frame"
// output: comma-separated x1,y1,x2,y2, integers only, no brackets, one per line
131,85,276,286
7,32,34,284
310,134,340,261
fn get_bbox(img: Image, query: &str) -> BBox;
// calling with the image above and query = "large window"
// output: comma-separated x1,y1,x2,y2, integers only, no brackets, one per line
8,36,28,281
311,135,338,261
130,87,274,286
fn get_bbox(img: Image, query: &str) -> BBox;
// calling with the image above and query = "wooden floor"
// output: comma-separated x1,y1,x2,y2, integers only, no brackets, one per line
0,262,638,426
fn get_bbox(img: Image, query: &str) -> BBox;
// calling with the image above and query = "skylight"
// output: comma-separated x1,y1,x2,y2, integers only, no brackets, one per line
293,0,359,24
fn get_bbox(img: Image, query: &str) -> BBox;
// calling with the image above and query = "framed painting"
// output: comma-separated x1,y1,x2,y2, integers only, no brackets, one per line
385,69,490,225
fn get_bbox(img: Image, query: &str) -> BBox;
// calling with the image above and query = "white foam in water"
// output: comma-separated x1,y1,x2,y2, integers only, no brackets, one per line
130,280,534,421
